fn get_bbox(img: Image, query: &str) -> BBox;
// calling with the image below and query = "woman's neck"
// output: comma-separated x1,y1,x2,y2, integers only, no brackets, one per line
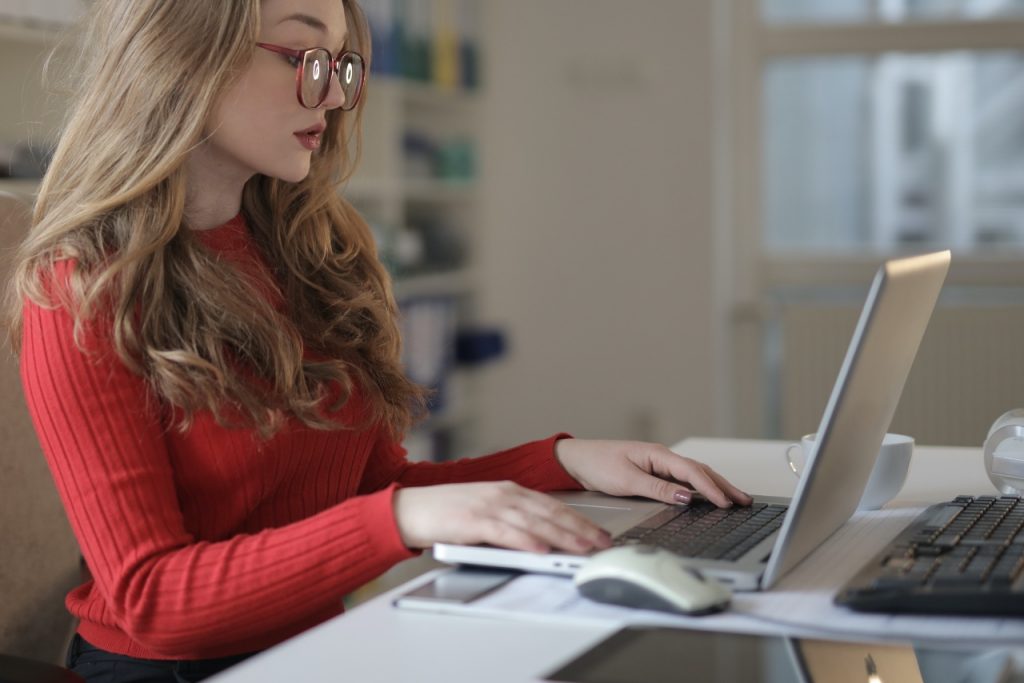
184,144,252,230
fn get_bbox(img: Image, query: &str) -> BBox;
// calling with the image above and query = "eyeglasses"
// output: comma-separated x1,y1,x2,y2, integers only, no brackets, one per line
256,43,365,111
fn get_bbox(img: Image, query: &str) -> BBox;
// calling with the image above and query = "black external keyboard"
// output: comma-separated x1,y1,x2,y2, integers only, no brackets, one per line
614,500,788,561
836,495,1024,615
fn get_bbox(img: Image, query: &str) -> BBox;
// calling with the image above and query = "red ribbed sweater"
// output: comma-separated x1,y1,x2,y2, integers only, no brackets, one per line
19,214,580,660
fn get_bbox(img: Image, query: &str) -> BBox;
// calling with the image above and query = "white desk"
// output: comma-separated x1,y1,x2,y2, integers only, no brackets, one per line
208,438,1006,683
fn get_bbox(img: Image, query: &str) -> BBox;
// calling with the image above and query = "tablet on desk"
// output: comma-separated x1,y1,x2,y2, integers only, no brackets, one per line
542,626,1013,683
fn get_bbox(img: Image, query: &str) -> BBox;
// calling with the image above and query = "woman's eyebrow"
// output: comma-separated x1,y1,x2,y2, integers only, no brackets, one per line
276,13,349,49
277,13,329,33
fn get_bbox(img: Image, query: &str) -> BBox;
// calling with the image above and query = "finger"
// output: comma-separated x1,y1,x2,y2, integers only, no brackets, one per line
701,465,753,506
473,517,551,554
496,507,600,554
625,469,715,507
635,447,732,507
682,463,733,507
513,490,612,549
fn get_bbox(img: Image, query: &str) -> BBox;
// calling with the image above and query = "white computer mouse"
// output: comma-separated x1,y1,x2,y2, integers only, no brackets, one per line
574,545,732,616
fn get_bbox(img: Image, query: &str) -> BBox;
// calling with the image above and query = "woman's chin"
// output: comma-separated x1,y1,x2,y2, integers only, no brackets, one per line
269,160,312,184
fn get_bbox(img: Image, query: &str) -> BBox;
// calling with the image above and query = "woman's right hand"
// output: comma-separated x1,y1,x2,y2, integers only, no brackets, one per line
392,482,613,554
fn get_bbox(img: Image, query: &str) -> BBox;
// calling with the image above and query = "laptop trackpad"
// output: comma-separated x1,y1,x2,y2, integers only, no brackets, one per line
555,492,667,534
566,504,640,528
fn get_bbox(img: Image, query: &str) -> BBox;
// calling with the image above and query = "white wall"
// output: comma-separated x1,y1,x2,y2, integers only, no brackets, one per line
0,38,63,146
0,2,725,453
474,1,719,450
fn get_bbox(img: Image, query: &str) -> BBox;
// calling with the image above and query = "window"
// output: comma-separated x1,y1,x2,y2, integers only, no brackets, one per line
719,0,1024,442
763,51,1024,251
763,0,1024,24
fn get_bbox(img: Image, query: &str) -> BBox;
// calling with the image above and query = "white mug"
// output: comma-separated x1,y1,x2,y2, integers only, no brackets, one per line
784,432,914,510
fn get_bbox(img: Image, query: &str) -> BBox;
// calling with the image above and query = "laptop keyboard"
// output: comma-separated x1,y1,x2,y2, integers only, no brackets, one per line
614,500,789,561
836,495,1024,615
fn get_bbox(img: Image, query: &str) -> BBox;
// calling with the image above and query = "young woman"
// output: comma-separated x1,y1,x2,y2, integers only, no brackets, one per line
8,0,750,679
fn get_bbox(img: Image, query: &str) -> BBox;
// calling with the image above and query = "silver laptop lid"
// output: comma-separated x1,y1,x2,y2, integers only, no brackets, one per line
761,250,950,588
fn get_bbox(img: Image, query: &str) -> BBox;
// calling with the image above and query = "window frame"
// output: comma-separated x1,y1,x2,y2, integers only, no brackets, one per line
713,2,1024,436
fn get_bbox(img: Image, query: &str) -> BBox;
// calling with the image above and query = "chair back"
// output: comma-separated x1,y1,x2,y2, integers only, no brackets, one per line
0,193,80,665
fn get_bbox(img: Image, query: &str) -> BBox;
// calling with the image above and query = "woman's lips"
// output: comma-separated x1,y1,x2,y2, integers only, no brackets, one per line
295,132,322,150
295,124,325,151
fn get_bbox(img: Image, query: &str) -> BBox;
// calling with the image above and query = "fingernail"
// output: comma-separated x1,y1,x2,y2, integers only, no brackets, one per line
673,489,692,504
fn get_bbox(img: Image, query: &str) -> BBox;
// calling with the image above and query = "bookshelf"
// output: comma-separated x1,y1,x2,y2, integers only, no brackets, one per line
346,73,486,461
0,6,489,462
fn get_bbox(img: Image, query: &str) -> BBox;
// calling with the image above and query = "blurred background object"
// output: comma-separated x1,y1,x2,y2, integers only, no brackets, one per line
3,0,1024,462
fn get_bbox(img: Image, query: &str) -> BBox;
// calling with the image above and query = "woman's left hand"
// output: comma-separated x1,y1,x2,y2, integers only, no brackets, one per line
554,439,753,508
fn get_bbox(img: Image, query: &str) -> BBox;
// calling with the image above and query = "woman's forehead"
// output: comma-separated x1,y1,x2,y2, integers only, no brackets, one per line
261,0,349,46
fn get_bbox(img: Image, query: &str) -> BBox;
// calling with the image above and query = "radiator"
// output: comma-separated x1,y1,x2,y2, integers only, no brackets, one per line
776,296,1024,447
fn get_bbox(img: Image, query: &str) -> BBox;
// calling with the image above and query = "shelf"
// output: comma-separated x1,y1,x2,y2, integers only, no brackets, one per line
394,269,473,299
0,178,40,199
344,178,476,205
0,16,72,45
399,79,481,110
368,75,480,110
413,367,477,434
342,178,401,205
417,404,474,433
402,179,477,203
347,69,482,454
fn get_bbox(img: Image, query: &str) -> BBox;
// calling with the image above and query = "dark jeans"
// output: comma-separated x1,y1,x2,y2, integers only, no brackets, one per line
66,634,257,683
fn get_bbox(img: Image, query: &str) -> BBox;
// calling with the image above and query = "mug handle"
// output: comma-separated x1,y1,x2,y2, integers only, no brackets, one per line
784,443,802,477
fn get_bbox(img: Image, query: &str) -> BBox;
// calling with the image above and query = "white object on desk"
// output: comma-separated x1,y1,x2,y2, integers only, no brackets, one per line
460,507,1024,645
674,438,993,506
984,408,1024,495
785,432,914,510
574,545,732,616
207,440,1009,683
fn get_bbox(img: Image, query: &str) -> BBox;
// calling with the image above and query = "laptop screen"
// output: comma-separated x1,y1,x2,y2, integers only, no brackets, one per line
761,250,950,588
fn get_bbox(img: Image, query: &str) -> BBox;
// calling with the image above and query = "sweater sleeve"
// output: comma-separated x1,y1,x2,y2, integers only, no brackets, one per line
20,292,415,660
359,431,585,496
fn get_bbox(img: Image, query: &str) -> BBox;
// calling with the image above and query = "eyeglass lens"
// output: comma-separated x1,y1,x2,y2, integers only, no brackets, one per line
301,49,363,110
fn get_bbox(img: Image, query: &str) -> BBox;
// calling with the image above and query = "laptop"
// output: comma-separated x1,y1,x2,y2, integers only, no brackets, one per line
434,250,951,591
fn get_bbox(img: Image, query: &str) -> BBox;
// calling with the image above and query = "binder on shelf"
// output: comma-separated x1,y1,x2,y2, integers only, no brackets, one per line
456,0,480,90
402,0,432,82
455,327,505,366
403,422,456,462
431,0,459,91
361,0,481,93
399,294,458,412
362,0,402,77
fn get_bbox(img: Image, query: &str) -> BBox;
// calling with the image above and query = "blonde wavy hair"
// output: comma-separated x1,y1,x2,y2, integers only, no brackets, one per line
7,0,425,438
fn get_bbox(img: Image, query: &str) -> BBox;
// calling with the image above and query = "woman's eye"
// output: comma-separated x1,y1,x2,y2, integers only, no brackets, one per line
285,55,301,68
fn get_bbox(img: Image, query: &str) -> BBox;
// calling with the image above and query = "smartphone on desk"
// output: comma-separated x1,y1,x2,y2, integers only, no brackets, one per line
393,568,519,611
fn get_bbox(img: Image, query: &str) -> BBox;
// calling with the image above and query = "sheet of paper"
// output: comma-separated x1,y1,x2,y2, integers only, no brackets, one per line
412,507,1024,644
